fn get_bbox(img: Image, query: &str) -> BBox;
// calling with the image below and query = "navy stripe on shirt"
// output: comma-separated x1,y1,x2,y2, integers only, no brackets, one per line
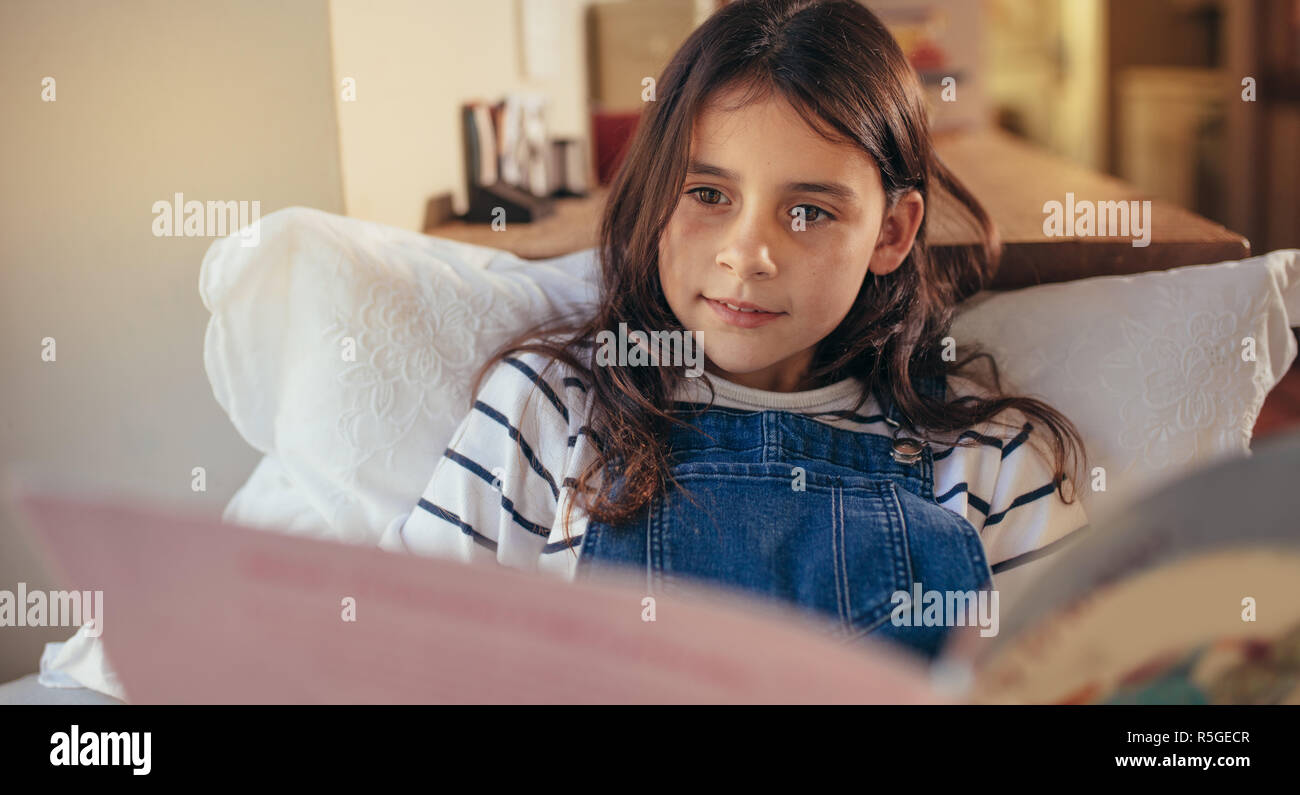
936,480,1062,529
442,448,550,537
1000,423,1033,460
416,498,497,551
935,482,991,516
567,425,603,448
935,481,969,506
983,480,1058,528
472,399,561,500
504,356,569,424
932,428,1021,460
542,534,585,554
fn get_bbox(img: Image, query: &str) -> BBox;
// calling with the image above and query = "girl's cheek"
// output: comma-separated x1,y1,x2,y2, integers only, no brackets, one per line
667,209,712,245
661,219,714,288
657,233,690,299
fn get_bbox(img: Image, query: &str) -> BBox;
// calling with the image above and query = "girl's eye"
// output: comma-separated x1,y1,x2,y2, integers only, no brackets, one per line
687,187,727,206
791,204,834,224
685,189,834,225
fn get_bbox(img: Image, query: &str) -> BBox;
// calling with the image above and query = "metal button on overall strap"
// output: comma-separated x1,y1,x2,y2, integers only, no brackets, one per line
881,381,931,466
888,425,926,465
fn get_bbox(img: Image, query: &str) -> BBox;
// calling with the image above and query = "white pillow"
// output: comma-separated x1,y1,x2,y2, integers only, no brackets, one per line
202,207,1299,543
950,249,1300,526
200,206,597,545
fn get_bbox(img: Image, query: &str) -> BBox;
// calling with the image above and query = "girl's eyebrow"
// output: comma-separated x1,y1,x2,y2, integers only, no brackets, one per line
687,159,859,203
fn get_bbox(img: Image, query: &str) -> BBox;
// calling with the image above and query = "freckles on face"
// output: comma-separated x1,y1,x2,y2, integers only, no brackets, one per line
655,86,886,386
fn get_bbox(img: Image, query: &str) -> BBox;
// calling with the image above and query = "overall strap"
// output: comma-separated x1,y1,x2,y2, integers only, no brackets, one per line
882,369,948,430
881,369,947,466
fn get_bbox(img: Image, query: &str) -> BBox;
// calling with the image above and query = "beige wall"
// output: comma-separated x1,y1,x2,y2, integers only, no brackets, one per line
0,0,344,681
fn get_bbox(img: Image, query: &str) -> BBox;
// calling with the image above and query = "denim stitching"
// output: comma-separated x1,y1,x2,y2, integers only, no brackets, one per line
888,480,915,597
829,485,846,630
836,484,852,633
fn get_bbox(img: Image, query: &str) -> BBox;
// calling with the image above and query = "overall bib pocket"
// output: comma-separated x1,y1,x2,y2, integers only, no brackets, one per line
649,461,916,637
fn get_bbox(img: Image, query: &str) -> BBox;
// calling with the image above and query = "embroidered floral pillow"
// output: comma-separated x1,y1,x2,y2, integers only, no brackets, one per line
949,249,1299,526
200,207,597,544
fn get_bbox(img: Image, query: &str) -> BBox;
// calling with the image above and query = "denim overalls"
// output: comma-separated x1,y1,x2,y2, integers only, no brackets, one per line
574,373,994,661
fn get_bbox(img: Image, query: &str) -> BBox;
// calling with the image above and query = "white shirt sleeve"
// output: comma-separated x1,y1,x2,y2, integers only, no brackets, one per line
978,423,1089,605
933,379,1090,602
379,351,584,573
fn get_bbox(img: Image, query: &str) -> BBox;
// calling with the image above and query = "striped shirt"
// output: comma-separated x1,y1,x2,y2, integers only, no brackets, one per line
379,351,1090,606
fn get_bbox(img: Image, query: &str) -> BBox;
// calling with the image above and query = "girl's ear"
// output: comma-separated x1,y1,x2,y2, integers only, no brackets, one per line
867,189,924,276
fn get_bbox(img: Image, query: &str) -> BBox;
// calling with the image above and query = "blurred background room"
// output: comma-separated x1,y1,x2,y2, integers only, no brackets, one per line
2,0,1298,683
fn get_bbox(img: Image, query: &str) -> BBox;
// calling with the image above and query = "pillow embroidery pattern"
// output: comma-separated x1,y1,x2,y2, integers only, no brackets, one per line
319,255,529,486
1098,281,1271,472
959,273,1273,488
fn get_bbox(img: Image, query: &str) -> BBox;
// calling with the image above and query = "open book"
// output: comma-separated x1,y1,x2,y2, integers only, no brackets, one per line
8,431,1300,704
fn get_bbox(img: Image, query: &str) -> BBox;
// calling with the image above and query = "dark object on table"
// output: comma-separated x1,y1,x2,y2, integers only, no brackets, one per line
462,182,555,224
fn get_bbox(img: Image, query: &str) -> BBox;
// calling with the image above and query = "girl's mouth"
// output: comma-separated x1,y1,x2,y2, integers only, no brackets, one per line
704,297,787,328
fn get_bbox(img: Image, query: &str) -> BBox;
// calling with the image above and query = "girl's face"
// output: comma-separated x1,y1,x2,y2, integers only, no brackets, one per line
657,84,923,392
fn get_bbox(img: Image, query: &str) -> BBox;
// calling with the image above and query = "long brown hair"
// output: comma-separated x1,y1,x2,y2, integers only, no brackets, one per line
470,0,1088,547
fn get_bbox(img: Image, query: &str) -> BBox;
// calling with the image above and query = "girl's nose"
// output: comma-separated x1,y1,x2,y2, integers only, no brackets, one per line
716,215,779,281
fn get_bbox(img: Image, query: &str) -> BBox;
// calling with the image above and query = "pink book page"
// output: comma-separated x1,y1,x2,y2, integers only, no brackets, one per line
14,488,946,704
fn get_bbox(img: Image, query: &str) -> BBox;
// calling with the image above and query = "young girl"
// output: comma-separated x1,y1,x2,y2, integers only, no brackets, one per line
380,0,1090,660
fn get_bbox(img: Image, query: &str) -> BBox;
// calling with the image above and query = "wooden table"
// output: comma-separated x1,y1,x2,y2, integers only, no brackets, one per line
928,129,1249,288
425,128,1249,289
